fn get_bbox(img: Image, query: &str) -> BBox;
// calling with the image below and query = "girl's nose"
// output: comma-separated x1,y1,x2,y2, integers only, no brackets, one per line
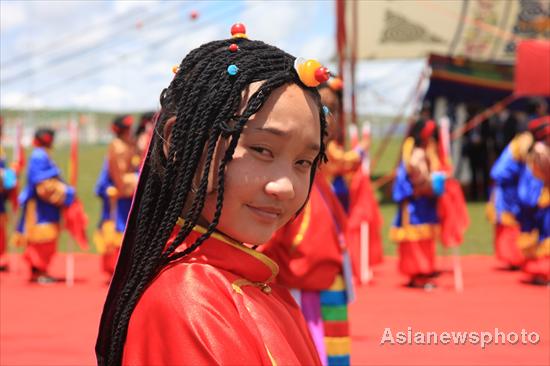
265,175,295,201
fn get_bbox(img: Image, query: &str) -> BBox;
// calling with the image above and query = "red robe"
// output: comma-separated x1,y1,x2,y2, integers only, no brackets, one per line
123,225,321,366
347,166,384,278
261,173,346,290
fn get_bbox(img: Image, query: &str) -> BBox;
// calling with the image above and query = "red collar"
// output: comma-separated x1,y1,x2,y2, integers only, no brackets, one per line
167,219,279,284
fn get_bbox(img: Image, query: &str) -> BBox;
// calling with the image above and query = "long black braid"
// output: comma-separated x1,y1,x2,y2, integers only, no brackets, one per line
97,38,328,366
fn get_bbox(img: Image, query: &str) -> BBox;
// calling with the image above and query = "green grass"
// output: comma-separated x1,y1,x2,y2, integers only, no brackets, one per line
4,140,494,256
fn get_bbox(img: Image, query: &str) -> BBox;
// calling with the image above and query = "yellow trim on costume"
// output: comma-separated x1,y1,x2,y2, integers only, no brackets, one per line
22,199,59,244
401,137,415,167
517,230,538,249
291,201,311,250
518,230,539,258
510,133,533,162
265,345,277,366
328,274,346,291
390,200,440,242
538,187,549,208
536,238,550,257
390,223,439,242
521,235,550,259
325,336,351,355
231,278,272,295
94,220,123,254
500,212,518,226
176,218,280,283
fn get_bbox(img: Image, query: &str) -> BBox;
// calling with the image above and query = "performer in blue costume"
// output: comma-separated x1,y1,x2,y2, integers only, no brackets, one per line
14,128,76,283
390,119,446,289
487,128,534,269
94,115,139,277
517,116,549,285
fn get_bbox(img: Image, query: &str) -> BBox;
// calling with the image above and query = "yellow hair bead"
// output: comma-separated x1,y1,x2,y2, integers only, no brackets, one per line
294,58,325,87
232,33,248,39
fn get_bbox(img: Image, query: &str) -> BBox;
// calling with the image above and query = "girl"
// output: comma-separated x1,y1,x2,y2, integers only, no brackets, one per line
96,26,329,365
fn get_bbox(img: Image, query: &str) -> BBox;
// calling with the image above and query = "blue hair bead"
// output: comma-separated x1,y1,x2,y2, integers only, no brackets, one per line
322,105,330,116
227,64,239,76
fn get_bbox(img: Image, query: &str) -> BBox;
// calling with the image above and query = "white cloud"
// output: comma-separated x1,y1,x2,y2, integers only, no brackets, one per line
241,1,306,44
69,84,128,111
113,0,160,14
0,1,26,31
298,35,334,63
1,91,45,109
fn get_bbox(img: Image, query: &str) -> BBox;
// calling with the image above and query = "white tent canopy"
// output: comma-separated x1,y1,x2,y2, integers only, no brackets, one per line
344,0,549,61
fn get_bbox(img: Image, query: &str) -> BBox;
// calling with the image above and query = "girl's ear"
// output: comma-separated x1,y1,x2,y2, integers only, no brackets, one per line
163,117,177,158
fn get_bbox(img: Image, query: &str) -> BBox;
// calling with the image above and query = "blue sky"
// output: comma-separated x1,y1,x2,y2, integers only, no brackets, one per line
0,0,423,115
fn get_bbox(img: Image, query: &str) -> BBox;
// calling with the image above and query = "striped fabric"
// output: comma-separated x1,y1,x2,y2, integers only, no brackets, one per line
320,274,350,366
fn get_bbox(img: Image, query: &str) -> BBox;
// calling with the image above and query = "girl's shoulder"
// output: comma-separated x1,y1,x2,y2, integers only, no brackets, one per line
147,260,238,302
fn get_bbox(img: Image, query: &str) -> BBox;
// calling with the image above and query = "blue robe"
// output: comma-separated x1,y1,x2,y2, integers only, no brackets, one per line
16,147,75,240
390,162,438,242
517,165,550,255
489,144,526,226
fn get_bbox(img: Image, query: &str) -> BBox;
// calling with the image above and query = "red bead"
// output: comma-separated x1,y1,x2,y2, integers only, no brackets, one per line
190,10,199,20
231,23,246,36
229,44,239,52
314,67,330,83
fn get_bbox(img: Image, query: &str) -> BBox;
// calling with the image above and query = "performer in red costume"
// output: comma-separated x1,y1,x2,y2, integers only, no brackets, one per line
0,117,18,272
96,25,329,366
318,77,384,282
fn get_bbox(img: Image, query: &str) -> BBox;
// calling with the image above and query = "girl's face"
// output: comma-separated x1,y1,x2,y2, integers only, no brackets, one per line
201,83,321,245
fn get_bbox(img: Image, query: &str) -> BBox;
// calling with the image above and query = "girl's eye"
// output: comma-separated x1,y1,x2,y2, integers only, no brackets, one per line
296,160,313,169
250,146,273,158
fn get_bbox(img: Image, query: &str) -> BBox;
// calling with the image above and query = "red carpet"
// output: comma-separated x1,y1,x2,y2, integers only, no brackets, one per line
1,254,548,366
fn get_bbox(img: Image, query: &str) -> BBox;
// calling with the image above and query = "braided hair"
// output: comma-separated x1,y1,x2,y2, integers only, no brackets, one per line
96,38,328,366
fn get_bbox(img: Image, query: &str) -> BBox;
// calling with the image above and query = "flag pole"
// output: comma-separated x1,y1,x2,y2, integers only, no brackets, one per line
440,116,464,293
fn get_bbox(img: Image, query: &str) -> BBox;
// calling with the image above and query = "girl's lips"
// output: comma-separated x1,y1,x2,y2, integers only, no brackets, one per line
246,204,282,222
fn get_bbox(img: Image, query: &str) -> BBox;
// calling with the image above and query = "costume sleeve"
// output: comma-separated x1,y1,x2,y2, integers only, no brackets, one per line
107,140,137,198
36,178,75,207
491,133,532,184
123,268,267,366
392,163,414,203
518,166,545,209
